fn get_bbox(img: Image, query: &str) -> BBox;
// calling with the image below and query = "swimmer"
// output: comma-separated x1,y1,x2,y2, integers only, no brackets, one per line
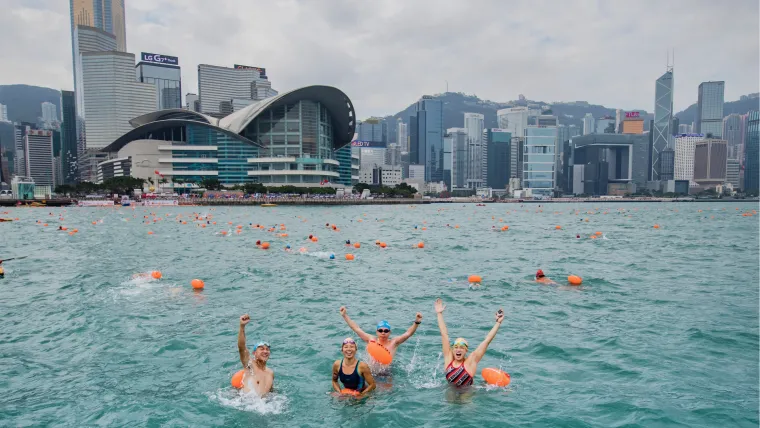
237,314,274,395
332,338,376,397
434,298,504,387
255,240,262,248
535,269,557,284
339,306,422,366
345,240,351,246
284,244,292,252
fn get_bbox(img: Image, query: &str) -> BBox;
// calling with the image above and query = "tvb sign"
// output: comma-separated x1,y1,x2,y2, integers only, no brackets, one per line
141,52,179,66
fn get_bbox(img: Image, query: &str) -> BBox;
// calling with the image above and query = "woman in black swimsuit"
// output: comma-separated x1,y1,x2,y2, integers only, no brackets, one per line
332,338,376,397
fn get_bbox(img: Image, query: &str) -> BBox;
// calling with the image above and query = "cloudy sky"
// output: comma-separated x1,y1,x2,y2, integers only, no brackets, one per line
1,0,758,118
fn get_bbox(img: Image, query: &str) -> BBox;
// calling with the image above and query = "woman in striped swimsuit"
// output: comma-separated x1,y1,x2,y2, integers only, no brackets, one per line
434,298,504,387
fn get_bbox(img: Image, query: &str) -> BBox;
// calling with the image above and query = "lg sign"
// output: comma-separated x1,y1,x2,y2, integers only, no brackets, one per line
625,111,641,118
141,52,179,66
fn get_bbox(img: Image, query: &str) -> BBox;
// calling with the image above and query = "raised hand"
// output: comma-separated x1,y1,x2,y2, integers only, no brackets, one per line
434,298,446,314
240,314,251,327
495,309,504,324
415,312,423,323
339,306,347,316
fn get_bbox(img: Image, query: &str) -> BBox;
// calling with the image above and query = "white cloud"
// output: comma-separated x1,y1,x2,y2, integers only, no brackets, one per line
0,0,757,118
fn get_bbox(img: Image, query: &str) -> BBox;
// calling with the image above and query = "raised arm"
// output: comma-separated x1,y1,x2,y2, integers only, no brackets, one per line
392,312,423,346
358,362,376,398
434,299,453,362
469,309,504,363
339,306,373,343
238,314,251,367
331,360,342,392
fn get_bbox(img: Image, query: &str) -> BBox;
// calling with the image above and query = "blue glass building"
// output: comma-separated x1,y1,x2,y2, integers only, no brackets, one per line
413,96,443,182
745,111,759,192
523,126,557,196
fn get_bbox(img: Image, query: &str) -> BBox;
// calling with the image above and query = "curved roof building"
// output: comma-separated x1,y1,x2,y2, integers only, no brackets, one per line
100,85,356,187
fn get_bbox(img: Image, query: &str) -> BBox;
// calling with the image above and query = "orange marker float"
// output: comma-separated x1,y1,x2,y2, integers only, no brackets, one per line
340,388,360,396
468,275,482,283
567,275,583,285
353,242,361,249
379,242,387,248
345,254,355,260
367,341,392,364
482,368,511,387
191,279,205,289
555,225,561,230
417,242,425,248
151,271,162,280
261,242,270,249
231,370,245,388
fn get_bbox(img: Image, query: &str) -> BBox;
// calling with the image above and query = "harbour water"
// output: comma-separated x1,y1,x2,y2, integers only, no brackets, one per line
1,203,758,427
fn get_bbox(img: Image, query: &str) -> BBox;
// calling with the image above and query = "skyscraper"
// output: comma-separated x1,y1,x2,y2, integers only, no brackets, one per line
24,129,55,186
596,117,615,134
185,93,199,112
744,111,759,192
497,107,531,138
484,128,512,189
197,64,276,116
726,159,741,190
464,113,484,185
674,134,705,187
652,69,674,180
447,128,468,189
414,96,443,182
136,52,182,110
722,113,743,160
696,81,725,138
60,90,78,184
41,102,58,123
70,0,127,52
0,104,8,122
356,118,387,144
397,120,408,152
693,139,727,188
523,125,557,197
583,113,595,135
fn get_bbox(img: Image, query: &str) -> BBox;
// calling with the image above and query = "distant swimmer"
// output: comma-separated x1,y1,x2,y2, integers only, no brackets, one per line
535,269,557,285
345,240,351,246
332,338,376,397
339,306,422,366
434,298,504,387
237,314,274,395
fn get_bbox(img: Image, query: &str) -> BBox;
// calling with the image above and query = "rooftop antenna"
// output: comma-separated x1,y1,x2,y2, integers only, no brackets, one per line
666,49,674,73
445,80,449,93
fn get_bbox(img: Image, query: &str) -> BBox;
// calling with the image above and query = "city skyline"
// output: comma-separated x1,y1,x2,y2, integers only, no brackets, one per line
0,0,757,119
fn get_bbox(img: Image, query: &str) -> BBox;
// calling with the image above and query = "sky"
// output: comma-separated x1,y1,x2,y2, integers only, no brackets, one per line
1,0,758,119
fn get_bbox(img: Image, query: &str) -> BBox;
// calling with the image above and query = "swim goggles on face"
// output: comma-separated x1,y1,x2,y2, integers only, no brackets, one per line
342,338,356,345
253,341,271,350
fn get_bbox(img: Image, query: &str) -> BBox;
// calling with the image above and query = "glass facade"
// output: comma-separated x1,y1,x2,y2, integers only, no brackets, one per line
414,97,443,182
136,62,182,110
176,124,258,184
652,70,674,180
696,81,725,138
745,111,759,192
485,129,512,189
523,127,556,196
334,145,353,186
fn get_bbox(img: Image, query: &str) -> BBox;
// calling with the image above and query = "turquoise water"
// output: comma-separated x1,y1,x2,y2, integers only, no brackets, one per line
1,203,758,427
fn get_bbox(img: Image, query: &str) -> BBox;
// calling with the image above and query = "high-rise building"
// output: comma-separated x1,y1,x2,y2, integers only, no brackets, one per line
744,111,759,192
464,113,484,185
70,0,127,52
385,143,402,167
723,113,743,160
523,125,557,197
60,90,78,184
484,128,512,189
596,117,615,134
678,124,692,134
660,148,675,181
652,69,674,180
80,51,158,150
397,120,408,152
615,109,623,133
568,134,650,193
509,138,524,180
197,64,276,116
356,118,387,144
41,102,58,123
693,139,727,188
409,114,418,165
442,134,452,190
0,104,9,122
447,128,468,189
136,52,182,110
726,159,741,190
583,113,595,135
621,113,645,134
696,81,725,138
185,93,200,112
674,134,705,187
497,107,539,137
413,96,443,182
14,122,34,177
24,128,55,186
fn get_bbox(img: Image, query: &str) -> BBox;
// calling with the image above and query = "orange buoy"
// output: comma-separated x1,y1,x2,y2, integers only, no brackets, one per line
72,229,78,233
148,231,154,235
501,225,509,231
379,242,387,248
353,242,361,249
555,225,561,230
261,242,270,249
417,242,425,248
590,235,597,239
468,275,482,283
231,369,245,388
653,224,660,229
151,271,162,280
345,254,355,260
340,388,360,396
594,231,602,236
568,275,583,285
454,225,460,229
482,368,511,387
68,231,75,235
191,279,205,289
311,237,318,242
367,341,392,364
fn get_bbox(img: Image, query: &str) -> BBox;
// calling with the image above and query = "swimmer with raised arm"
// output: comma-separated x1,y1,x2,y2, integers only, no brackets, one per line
332,338,376,398
339,306,422,365
237,314,274,395
434,298,504,387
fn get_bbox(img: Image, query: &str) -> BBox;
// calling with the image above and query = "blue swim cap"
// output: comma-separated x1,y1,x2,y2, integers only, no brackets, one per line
376,320,391,331
286,244,291,249
329,254,335,259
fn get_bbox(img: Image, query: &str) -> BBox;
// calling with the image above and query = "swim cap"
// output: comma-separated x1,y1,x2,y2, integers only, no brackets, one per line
376,320,391,331
286,244,291,249
536,269,545,278
453,338,469,349
342,337,356,345
253,341,270,351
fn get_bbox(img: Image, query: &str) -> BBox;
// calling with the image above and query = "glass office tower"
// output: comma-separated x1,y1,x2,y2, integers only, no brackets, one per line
136,53,182,110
